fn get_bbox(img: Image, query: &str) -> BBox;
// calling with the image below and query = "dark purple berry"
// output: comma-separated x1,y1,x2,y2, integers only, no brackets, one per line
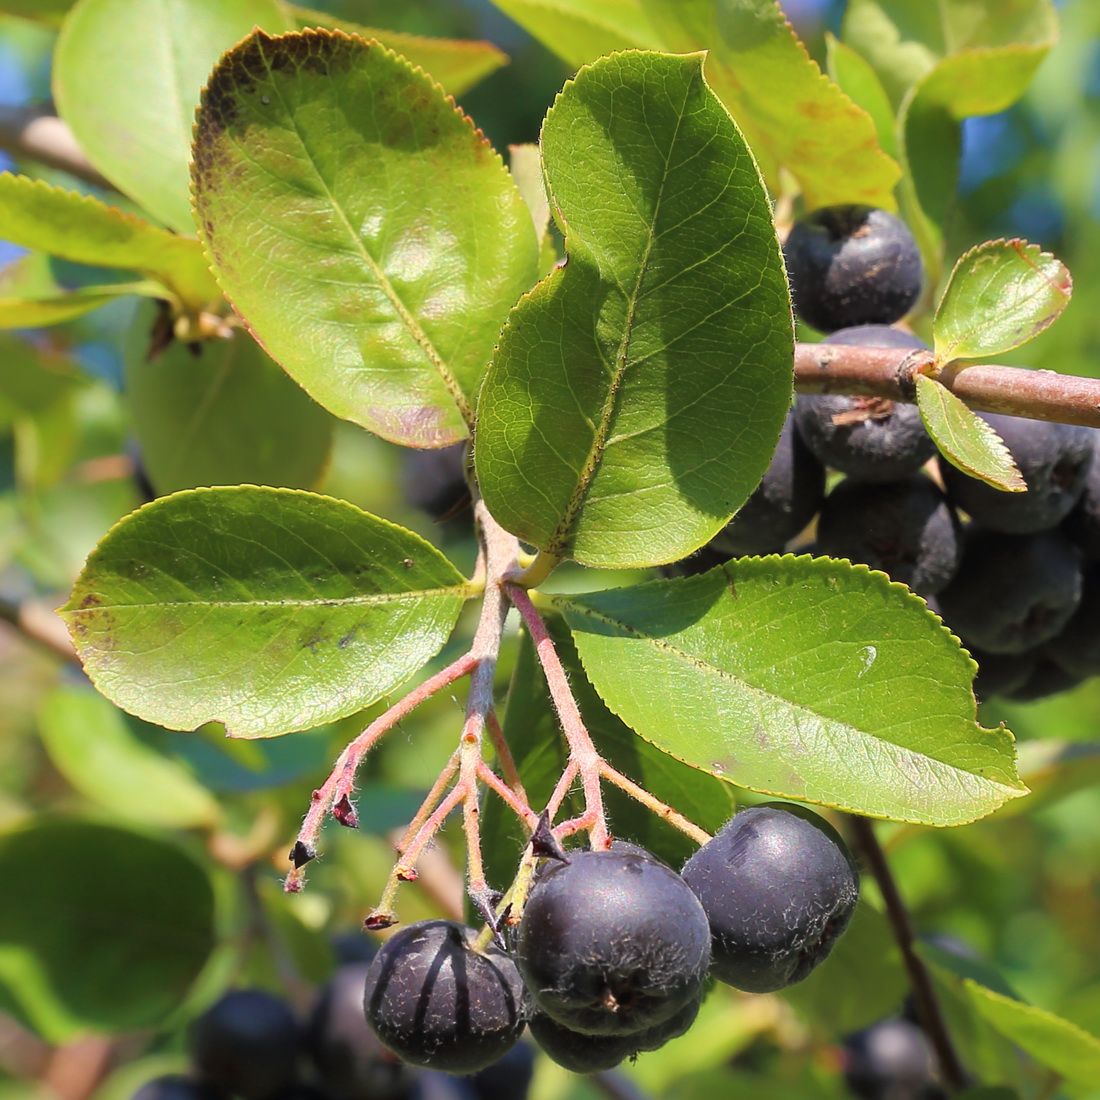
307,962,414,1100
528,996,700,1073
1045,561,1100,679
516,847,710,1036
710,411,826,555
681,804,859,993
843,1018,945,1100
364,920,525,1075
131,1076,227,1100
403,444,469,521
794,330,933,483
937,528,1082,654
189,990,302,1100
816,475,961,596
783,206,923,332
939,414,1095,534
466,1040,536,1100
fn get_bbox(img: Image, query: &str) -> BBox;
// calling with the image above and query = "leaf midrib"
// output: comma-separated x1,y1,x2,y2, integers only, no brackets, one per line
256,36,473,430
545,70,695,556
65,583,476,614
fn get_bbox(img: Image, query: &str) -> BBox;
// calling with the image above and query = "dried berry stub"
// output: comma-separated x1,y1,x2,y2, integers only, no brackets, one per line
783,206,923,332
938,413,1095,534
364,920,525,1075
528,994,699,1073
307,962,413,1100
188,989,303,1100
516,847,710,1036
681,803,859,993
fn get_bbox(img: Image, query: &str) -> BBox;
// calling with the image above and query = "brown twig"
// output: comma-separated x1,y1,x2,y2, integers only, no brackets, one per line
795,342,1100,428
849,815,969,1095
0,595,77,663
0,106,113,190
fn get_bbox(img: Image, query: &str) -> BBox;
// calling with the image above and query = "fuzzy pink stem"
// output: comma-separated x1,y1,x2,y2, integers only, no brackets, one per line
506,584,609,850
477,760,539,827
283,652,476,892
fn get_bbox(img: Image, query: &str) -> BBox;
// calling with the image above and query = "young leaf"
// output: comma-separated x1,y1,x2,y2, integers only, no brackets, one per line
914,375,1025,492
476,51,793,569
0,175,221,312
485,0,662,69
559,558,1029,826
640,0,901,209
192,29,538,447
824,33,898,160
124,308,334,496
482,618,734,891
284,4,508,94
59,487,475,738
965,981,1100,1086
37,686,221,829
0,820,215,1040
934,240,1073,362
0,282,164,329
53,0,293,233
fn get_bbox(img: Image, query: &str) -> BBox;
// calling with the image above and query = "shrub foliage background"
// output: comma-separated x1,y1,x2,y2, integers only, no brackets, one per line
1,1,1100,1099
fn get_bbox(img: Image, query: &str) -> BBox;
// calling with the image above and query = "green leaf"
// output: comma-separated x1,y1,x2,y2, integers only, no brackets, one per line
0,0,72,24
559,558,1028,826
284,4,507,94
0,175,221,312
192,29,538,448
0,820,215,1040
484,0,662,69
842,0,1057,106
476,51,792,569
0,281,163,329
37,686,221,829
53,0,293,233
509,143,552,244
841,0,939,105
483,616,734,891
934,239,1073,361
124,307,334,495
0,335,85,420
914,375,1025,492
59,487,474,738
782,901,906,1036
825,33,898,160
639,0,901,209
965,981,1100,1086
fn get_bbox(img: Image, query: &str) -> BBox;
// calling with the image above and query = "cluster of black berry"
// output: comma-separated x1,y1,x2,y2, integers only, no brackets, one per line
679,203,1100,705
130,963,530,1100
363,803,859,1075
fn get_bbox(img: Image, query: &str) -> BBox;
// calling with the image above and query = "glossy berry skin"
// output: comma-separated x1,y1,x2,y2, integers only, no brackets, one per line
681,804,859,993
516,848,710,1036
710,411,825,556
364,920,525,1075
189,990,303,1100
131,1076,228,1100
307,962,413,1100
794,329,933,483
402,443,469,522
937,528,1082,654
938,413,1095,534
816,475,961,596
783,206,922,332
